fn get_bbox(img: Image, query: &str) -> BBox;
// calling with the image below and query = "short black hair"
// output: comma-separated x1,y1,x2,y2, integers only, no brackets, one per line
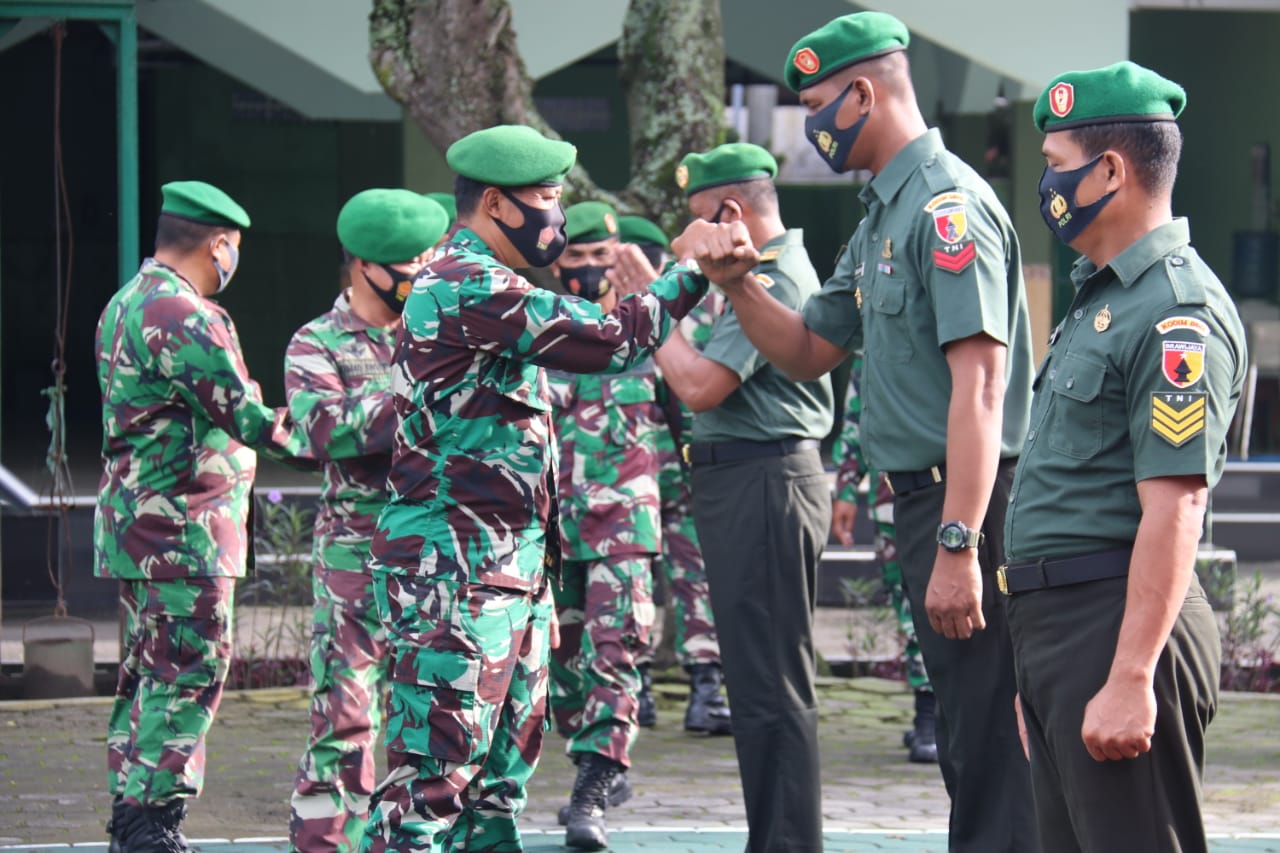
454,174,487,219
154,213,228,254
1070,121,1182,195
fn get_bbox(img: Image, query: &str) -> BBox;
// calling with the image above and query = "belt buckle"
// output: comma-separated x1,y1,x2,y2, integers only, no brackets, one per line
681,444,691,465
996,565,1010,596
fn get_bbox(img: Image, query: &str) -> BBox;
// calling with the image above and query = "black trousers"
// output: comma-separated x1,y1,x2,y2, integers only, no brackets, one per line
691,448,831,853
893,461,1039,852
1008,573,1219,853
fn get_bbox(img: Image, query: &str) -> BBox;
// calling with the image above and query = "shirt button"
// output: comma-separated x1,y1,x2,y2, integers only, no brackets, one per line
1066,377,1075,389
1027,429,1036,442
871,233,879,241
1073,309,1084,319
1049,369,1056,380
1171,257,1184,266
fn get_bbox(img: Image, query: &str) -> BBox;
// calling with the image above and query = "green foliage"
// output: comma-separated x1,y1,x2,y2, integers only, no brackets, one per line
1220,569,1280,693
229,491,314,690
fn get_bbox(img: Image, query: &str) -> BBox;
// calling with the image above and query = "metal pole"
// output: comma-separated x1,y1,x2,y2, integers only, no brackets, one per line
116,8,138,285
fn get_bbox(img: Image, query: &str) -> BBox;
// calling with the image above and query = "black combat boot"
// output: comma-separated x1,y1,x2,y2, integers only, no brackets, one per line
557,766,633,825
112,799,191,853
683,663,732,735
564,752,626,850
908,689,939,764
106,796,127,853
637,663,657,728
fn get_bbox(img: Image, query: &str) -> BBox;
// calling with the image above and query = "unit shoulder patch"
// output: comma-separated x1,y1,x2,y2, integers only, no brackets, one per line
1151,392,1205,447
755,273,775,289
1161,340,1205,388
758,249,780,263
1156,316,1210,337
924,192,969,246
933,241,976,274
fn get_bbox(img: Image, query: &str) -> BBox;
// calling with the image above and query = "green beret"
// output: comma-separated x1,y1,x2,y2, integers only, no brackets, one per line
1034,61,1186,133
564,201,619,244
617,215,669,250
446,125,576,187
677,142,778,196
337,189,448,264
424,192,457,227
784,12,909,93
160,180,251,228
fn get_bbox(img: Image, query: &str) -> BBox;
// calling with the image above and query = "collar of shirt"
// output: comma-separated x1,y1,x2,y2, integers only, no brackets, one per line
330,288,383,333
1069,217,1191,290
860,128,945,208
449,226,497,259
757,228,805,260
141,257,198,295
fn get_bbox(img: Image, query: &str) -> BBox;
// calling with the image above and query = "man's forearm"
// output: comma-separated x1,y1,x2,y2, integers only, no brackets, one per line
720,274,834,381
940,339,1006,531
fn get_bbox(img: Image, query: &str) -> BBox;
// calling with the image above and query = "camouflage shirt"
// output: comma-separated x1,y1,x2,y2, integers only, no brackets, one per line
369,227,708,593
94,259,304,580
285,291,397,572
548,363,663,560
833,353,869,504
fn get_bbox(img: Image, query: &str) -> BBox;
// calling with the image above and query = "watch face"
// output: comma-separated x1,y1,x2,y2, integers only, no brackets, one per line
940,524,965,549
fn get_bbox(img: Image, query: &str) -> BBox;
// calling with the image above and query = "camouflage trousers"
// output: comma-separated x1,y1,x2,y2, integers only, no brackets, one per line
107,576,234,805
360,572,553,853
643,441,720,667
290,567,391,853
870,475,930,692
550,555,655,766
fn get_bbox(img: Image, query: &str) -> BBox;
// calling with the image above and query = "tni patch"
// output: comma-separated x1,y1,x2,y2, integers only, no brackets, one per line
1151,392,1205,447
933,241,975,274
1161,340,1205,388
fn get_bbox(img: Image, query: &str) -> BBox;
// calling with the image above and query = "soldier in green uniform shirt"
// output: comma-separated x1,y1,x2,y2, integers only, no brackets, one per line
613,142,834,853
1005,62,1247,853
677,14,1038,851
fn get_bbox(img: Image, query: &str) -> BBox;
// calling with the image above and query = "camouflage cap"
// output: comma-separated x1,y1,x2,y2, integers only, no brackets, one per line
446,125,576,187
424,192,457,227
1034,61,1186,133
784,12,910,93
617,215,669,250
337,189,448,264
677,142,778,196
565,201,619,244
160,181,251,228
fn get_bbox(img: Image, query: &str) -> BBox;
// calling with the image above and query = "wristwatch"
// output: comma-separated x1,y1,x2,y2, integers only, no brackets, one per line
936,520,984,553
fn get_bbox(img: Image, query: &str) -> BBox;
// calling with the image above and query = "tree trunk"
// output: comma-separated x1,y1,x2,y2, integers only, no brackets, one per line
368,0,725,226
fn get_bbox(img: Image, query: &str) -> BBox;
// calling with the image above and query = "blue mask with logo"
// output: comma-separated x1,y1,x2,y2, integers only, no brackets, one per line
805,83,869,174
1038,154,1114,245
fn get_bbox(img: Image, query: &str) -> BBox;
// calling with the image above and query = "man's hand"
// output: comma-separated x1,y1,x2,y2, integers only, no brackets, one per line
1081,675,1155,762
831,499,857,546
608,243,660,297
925,549,986,639
548,599,561,650
1014,694,1029,760
671,220,760,287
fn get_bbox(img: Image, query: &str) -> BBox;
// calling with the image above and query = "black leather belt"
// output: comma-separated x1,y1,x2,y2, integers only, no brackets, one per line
884,465,945,495
996,549,1133,596
683,438,820,467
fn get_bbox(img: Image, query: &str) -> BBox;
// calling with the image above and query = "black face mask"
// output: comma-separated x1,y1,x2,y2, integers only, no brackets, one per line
1038,154,1115,246
559,265,611,301
362,263,415,315
804,82,869,174
494,189,568,267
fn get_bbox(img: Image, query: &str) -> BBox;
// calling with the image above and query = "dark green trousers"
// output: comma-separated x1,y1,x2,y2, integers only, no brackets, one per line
1008,574,1219,853
691,448,830,853
894,462,1039,852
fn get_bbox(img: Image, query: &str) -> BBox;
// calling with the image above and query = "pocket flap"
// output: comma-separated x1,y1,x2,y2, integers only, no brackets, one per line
1051,353,1106,403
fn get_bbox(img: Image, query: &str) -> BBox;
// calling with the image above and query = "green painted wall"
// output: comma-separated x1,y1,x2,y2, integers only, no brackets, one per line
1131,9,1280,304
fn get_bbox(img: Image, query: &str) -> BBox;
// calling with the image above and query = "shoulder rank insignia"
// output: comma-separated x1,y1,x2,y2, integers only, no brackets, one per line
759,249,780,263
756,273,775,288
933,242,975,274
1151,392,1205,446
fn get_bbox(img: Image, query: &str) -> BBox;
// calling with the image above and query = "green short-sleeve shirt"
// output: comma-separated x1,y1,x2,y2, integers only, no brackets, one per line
1005,219,1247,560
694,229,834,443
801,129,1034,472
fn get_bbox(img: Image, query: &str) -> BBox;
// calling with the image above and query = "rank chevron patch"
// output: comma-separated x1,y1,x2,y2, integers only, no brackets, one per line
1151,392,1206,446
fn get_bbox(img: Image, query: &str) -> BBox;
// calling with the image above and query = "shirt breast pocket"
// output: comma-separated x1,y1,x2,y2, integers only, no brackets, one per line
867,276,913,364
1047,353,1107,459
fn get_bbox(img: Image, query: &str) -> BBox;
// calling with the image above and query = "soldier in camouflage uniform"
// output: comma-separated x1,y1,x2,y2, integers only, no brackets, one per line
358,126,714,853
95,181,307,853
286,190,449,853
831,354,937,763
544,202,662,847
618,216,732,736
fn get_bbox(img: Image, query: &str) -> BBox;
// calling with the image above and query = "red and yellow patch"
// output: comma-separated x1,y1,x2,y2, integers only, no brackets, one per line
536,226,555,250
395,280,412,302
933,242,976,274
1151,392,1205,447
1049,82,1074,118
794,47,821,76
1162,340,1205,388
924,192,968,244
